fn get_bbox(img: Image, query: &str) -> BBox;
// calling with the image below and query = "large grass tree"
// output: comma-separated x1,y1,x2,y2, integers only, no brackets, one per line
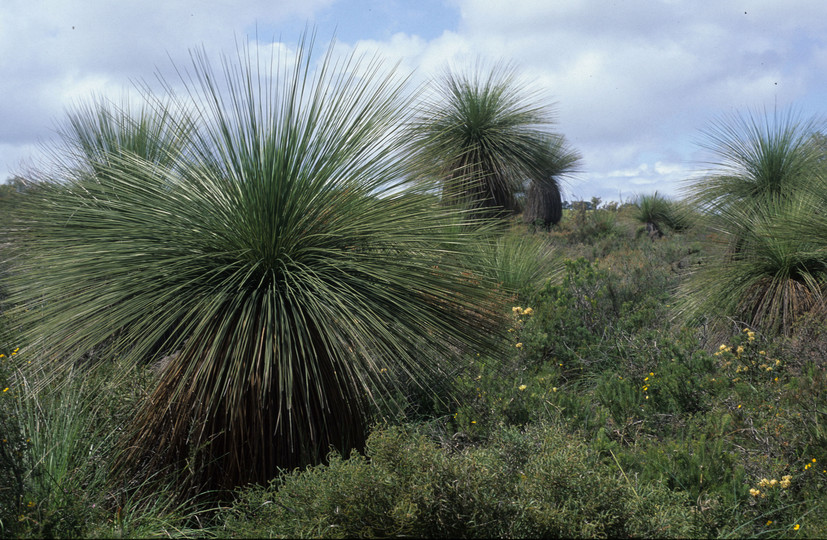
410,61,570,218
5,36,504,496
681,108,827,336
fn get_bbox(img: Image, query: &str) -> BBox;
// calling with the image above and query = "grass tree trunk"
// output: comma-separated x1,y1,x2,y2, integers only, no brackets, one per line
523,180,562,230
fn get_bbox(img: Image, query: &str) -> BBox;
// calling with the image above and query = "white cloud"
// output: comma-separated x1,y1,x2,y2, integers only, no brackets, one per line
2,0,827,200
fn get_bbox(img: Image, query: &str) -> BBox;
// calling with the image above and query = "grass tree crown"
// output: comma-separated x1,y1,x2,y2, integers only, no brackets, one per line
686,107,826,213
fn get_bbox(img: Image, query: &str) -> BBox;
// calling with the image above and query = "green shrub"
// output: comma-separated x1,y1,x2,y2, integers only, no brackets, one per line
471,232,562,301
220,423,705,538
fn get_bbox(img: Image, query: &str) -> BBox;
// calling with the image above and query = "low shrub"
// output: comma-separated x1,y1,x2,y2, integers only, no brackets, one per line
219,423,705,538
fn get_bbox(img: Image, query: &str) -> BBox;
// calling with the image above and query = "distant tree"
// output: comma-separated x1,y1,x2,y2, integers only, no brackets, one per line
411,61,568,218
633,192,694,239
0,176,29,197
522,135,581,230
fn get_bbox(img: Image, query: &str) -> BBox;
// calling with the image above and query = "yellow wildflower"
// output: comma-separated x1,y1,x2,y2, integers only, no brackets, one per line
518,384,527,391
523,307,534,316
794,524,800,531
515,343,523,349
749,488,760,497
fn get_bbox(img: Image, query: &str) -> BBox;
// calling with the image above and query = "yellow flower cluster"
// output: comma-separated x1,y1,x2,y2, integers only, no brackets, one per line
512,306,534,316
641,372,654,400
0,348,19,360
715,344,730,355
758,475,792,489
751,474,793,498
715,333,783,377
510,307,533,348
804,458,817,471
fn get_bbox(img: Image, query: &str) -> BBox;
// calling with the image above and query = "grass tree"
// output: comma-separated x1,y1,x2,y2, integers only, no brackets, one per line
632,192,694,238
680,108,827,336
410,60,564,217
5,36,504,497
523,134,581,229
680,195,827,336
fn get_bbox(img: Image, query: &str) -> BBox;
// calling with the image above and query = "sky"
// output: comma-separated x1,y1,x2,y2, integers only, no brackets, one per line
2,0,827,202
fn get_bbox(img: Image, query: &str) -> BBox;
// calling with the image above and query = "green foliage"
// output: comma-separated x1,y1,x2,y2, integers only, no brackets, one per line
522,135,582,228
471,232,561,301
220,424,704,539
4,35,505,498
4,205,827,537
3,41,827,537
0,355,208,539
516,255,673,374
